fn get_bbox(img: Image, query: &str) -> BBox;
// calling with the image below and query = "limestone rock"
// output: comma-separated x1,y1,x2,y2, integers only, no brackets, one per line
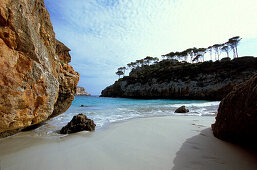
60,114,96,134
0,0,79,136
212,74,257,145
51,42,79,118
76,86,91,96
175,106,189,113
101,57,257,100
56,39,71,64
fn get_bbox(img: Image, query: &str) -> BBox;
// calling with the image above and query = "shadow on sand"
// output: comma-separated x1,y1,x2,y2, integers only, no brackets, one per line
172,128,257,170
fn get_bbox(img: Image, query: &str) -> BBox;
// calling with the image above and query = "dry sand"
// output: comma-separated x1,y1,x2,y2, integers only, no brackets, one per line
0,116,257,170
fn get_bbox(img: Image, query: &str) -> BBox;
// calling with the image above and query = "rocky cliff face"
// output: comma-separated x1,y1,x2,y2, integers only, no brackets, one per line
76,86,91,96
51,40,79,118
101,57,257,100
0,0,79,137
212,74,257,146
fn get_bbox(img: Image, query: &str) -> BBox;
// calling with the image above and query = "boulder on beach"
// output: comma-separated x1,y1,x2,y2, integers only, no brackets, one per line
60,114,96,134
175,106,189,113
212,74,257,146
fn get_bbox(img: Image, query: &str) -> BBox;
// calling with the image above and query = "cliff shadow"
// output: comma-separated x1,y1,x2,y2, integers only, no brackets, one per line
172,128,257,170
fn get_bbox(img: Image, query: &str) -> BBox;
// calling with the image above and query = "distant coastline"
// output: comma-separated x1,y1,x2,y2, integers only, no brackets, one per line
76,86,91,96
101,56,257,100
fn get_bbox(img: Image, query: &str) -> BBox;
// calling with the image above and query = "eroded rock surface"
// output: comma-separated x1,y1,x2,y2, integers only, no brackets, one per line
212,74,257,145
101,57,257,100
0,0,79,137
51,40,79,118
60,114,96,134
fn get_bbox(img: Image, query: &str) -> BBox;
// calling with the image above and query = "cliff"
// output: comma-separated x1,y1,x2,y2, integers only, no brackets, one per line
212,74,257,147
0,0,79,137
101,57,257,100
76,86,91,96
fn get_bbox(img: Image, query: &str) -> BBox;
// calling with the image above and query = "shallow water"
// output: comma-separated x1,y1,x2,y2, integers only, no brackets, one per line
25,96,219,137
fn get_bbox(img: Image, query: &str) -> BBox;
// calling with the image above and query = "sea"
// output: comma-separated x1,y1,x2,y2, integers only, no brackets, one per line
27,96,220,137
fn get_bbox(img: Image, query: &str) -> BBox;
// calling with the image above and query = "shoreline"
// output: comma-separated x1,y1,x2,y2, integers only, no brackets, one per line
1,114,217,139
1,116,257,170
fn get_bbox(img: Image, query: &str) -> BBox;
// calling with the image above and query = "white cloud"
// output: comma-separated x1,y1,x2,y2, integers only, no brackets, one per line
45,0,257,94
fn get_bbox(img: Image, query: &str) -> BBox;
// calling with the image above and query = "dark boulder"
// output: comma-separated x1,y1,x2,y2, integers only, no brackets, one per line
175,106,189,113
60,114,96,134
212,74,257,146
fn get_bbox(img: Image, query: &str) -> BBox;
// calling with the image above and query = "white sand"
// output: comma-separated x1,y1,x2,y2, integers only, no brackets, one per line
1,116,257,170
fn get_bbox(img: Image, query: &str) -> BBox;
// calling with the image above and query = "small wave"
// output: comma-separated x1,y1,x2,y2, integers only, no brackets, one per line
25,99,219,137
170,101,220,108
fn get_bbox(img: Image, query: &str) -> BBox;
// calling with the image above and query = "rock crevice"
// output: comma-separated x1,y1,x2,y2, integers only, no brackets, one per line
0,0,79,137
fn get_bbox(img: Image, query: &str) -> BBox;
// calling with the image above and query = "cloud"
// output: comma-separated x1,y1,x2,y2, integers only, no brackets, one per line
45,0,257,94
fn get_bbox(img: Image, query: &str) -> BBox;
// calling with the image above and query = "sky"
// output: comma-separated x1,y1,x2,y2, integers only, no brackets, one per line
44,0,257,95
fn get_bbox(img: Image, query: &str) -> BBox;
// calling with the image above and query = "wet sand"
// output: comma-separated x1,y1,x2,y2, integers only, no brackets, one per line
1,116,257,170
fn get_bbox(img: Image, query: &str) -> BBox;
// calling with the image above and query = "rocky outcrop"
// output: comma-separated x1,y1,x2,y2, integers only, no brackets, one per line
212,74,257,145
101,57,257,100
76,86,91,96
175,106,189,113
0,0,79,137
60,114,96,134
51,40,79,118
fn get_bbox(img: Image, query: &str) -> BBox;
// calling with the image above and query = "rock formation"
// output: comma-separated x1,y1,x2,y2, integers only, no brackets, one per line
60,114,96,134
212,74,257,146
76,86,91,96
175,106,189,113
101,57,257,100
0,0,79,137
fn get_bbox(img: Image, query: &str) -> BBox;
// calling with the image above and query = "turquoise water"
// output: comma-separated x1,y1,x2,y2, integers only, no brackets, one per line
67,96,212,112
32,96,219,136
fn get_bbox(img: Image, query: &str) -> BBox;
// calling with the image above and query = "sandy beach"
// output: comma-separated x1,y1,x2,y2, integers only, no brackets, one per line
1,116,257,170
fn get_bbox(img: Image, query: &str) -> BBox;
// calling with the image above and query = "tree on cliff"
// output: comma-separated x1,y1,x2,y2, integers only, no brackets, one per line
116,70,124,79
180,50,189,61
221,44,230,58
152,57,159,64
116,67,126,78
162,52,176,60
207,46,213,61
197,48,207,62
144,56,153,65
145,56,159,65
161,36,242,63
174,51,184,61
186,47,198,63
192,54,200,63
120,67,127,74
127,63,133,69
135,60,141,67
137,59,145,67
163,51,184,61
127,62,137,69
212,44,222,60
227,36,242,58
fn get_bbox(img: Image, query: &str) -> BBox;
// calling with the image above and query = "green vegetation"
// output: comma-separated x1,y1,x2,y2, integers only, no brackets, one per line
115,70,124,78
115,36,242,79
162,36,241,62
116,56,159,78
